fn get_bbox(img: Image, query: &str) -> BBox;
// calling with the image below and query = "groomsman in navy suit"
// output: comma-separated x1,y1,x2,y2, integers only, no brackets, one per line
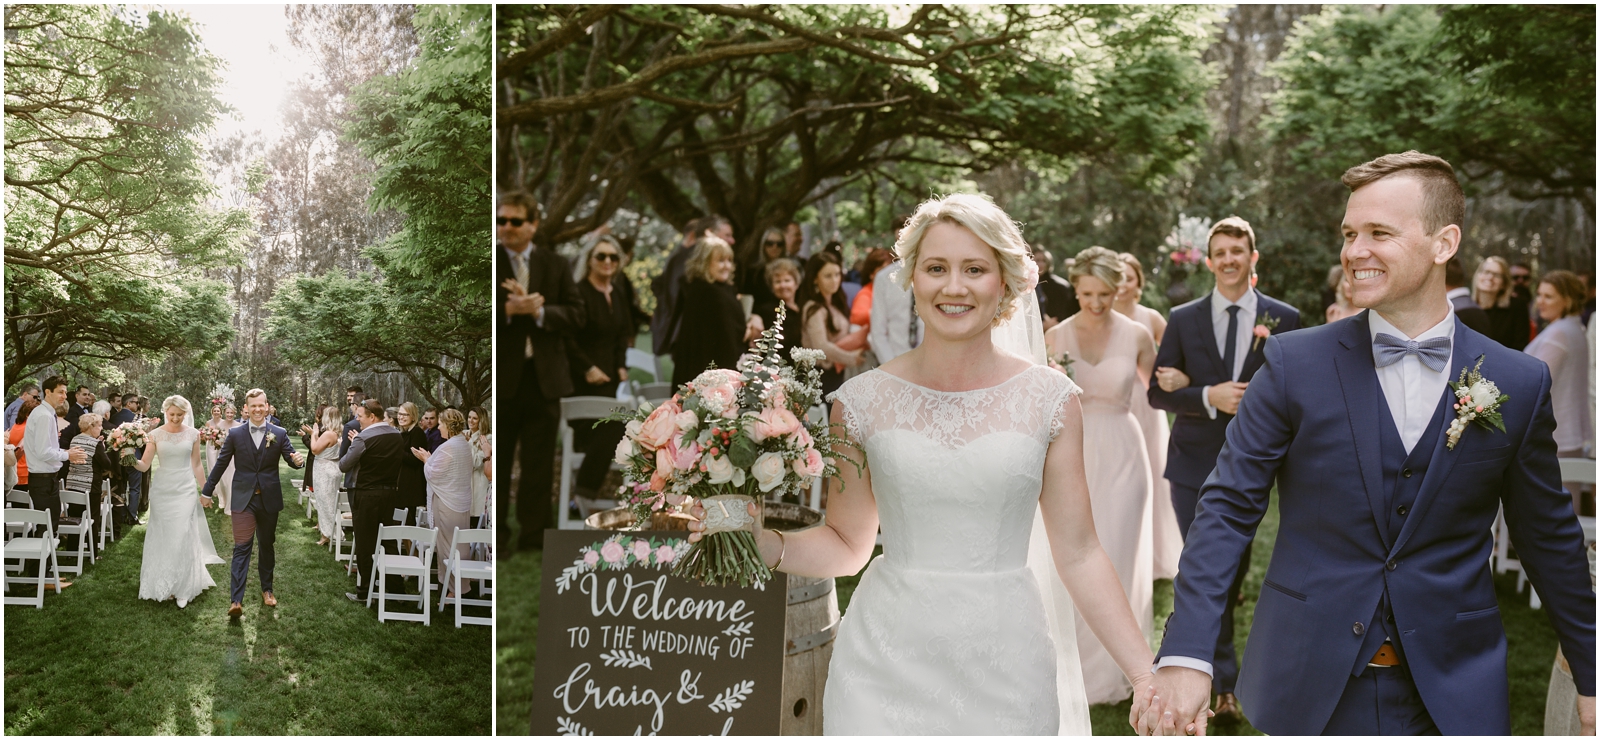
1148,216,1301,719
1143,152,1594,735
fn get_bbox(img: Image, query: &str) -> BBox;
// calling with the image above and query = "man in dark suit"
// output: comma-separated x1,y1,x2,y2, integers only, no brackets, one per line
1031,245,1078,330
338,399,408,602
497,191,586,550
59,385,93,449
111,393,143,525
1445,255,1491,335
339,389,365,490
422,407,443,452
1147,215,1302,720
1143,152,1593,736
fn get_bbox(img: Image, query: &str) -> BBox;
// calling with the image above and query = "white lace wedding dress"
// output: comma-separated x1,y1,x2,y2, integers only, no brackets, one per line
139,426,224,606
824,364,1091,735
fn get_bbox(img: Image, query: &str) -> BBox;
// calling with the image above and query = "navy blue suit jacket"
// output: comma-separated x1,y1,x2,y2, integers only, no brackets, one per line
1148,289,1302,489
200,423,303,513
1157,311,1595,734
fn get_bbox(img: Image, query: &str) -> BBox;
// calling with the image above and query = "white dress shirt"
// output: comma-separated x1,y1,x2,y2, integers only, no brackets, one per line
21,404,71,475
249,422,268,449
1369,308,1455,454
868,263,923,363
1198,289,1258,419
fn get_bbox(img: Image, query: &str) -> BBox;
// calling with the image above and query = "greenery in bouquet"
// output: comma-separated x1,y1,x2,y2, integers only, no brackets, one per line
197,425,224,448
105,422,148,465
605,304,859,587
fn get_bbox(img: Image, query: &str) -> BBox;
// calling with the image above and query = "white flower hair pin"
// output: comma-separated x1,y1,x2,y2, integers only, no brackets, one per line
1445,355,1509,450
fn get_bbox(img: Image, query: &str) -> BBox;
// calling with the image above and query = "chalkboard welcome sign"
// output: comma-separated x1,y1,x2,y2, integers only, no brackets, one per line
532,529,787,736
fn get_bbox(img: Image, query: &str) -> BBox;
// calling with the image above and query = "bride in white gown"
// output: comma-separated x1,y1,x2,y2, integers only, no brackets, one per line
133,396,224,607
688,194,1157,735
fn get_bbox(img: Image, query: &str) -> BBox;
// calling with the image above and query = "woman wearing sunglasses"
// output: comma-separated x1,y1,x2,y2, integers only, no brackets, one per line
565,234,634,504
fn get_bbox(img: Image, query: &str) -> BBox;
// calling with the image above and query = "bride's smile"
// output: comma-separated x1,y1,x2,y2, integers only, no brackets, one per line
912,221,1005,342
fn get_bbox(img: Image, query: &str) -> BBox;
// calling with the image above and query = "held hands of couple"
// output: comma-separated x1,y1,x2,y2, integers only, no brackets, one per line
1131,666,1213,736
1579,694,1595,736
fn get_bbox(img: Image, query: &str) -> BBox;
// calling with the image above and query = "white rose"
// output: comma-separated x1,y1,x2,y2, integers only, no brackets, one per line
751,451,787,492
674,410,699,432
626,419,643,438
614,436,635,465
704,453,735,485
1467,381,1498,410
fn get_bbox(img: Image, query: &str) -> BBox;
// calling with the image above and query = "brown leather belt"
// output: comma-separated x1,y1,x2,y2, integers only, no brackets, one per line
1368,642,1401,667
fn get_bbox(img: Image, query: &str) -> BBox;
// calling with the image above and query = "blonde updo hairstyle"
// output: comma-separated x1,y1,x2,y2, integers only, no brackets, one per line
1066,246,1126,293
894,193,1034,326
684,234,735,284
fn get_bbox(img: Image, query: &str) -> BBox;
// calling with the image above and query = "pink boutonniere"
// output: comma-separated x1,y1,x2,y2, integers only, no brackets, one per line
1252,313,1280,351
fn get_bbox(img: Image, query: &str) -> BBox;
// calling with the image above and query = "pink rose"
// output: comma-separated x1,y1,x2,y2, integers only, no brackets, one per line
631,539,652,562
749,407,801,443
600,540,626,564
792,448,825,478
655,545,676,563
637,398,682,451
583,550,600,566
697,368,744,389
699,383,738,417
655,446,675,477
1021,257,1040,292
792,424,812,450
669,435,701,473
1253,324,1270,339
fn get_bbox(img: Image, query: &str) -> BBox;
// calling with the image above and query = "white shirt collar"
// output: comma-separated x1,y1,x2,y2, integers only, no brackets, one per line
505,243,532,261
1209,288,1257,315
1367,305,1456,345
1445,286,1472,301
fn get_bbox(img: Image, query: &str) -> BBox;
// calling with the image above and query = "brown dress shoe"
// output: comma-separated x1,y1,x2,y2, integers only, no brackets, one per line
45,580,72,592
1213,692,1242,724
262,591,277,607
228,602,244,617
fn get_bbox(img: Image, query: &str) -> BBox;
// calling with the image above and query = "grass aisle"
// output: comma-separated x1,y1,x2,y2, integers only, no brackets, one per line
5,465,491,735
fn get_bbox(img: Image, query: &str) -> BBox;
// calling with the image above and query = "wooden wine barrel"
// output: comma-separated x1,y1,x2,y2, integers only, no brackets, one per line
584,501,839,735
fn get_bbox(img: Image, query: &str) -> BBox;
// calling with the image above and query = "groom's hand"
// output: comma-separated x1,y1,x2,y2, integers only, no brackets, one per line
200,496,212,509
1578,694,1593,736
1142,666,1211,735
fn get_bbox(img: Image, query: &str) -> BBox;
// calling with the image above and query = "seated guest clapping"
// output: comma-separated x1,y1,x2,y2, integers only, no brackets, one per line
411,408,476,599
668,233,763,388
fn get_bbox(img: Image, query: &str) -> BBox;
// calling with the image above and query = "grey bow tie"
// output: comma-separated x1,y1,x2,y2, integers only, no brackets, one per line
1373,333,1451,372
251,425,264,435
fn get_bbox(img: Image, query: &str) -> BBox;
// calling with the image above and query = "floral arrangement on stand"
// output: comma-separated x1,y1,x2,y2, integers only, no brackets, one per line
605,304,859,587
208,383,235,420
106,423,148,466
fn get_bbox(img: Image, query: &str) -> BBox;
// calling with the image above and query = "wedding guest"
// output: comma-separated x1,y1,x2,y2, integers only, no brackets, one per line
305,406,344,547
65,413,113,556
868,257,923,365
411,408,474,599
651,215,731,356
395,402,428,515
384,407,398,426
1032,245,1079,330
1044,246,1157,703
339,399,407,602
1325,268,1361,323
8,397,38,494
22,377,88,588
668,234,763,388
466,407,491,529
1473,256,1532,350
300,403,327,494
5,384,39,431
568,234,633,504
613,235,650,343
800,252,863,398
419,408,442,452
61,385,93,449
754,258,804,352
1526,270,1594,461
1116,252,1182,581
497,191,587,549
1147,215,1301,721
1445,256,1491,335
339,389,364,489
784,220,805,259
1510,261,1535,303
845,249,896,372
111,394,143,525
742,227,787,311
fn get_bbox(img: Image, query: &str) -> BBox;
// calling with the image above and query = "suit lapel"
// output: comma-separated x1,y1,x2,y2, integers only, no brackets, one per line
1332,311,1393,548
1192,298,1229,381
1239,290,1274,381
1391,317,1479,555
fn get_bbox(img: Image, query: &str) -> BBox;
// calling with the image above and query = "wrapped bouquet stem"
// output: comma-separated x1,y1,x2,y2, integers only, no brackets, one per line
606,304,859,588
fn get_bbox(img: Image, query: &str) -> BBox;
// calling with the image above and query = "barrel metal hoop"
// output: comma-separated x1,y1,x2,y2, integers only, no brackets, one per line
786,622,838,655
786,578,834,605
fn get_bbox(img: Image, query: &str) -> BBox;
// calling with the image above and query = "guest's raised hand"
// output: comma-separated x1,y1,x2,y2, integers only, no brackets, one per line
500,277,528,297
347,429,358,442
1154,367,1191,392
300,424,315,437
528,291,546,315
410,446,430,462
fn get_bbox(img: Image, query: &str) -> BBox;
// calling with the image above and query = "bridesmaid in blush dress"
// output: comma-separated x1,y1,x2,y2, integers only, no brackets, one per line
1045,246,1156,704
1114,253,1183,581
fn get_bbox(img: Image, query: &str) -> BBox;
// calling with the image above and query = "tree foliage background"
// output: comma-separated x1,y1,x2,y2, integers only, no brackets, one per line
499,4,1594,323
6,4,492,421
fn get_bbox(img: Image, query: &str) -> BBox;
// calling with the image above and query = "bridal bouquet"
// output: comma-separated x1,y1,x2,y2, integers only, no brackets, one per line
607,305,857,587
106,422,148,466
197,426,224,448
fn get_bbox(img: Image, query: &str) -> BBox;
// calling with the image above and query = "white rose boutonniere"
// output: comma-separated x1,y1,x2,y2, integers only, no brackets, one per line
1446,355,1509,450
263,431,276,448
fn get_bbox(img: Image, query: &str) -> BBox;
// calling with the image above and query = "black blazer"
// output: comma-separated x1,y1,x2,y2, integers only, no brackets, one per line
567,279,633,391
669,279,747,388
497,244,586,401
1148,289,1302,489
1484,298,1531,351
1449,292,1491,336
398,426,428,509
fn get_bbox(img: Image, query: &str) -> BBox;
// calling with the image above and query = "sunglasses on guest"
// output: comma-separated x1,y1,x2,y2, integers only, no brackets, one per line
497,217,529,227
763,239,784,247
591,252,620,263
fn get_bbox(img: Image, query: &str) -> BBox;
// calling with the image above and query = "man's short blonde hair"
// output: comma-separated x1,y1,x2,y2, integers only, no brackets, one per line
245,388,267,403
894,193,1033,324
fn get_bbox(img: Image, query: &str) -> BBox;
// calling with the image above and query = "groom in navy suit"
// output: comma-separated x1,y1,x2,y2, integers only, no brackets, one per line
1144,152,1594,735
201,388,305,618
1148,216,1301,716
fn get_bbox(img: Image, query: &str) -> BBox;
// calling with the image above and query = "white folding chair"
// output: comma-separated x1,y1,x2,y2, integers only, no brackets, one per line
55,489,95,574
557,397,633,529
98,479,115,551
5,508,58,608
303,479,316,519
636,382,674,404
5,488,33,545
367,525,436,625
437,527,493,628
332,489,355,572
625,347,661,382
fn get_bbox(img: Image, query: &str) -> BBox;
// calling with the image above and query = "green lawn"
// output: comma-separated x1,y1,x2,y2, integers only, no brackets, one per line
5,465,491,735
